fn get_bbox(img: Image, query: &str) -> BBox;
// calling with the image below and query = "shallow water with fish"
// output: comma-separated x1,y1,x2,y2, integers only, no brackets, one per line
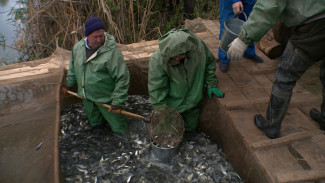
60,95,243,183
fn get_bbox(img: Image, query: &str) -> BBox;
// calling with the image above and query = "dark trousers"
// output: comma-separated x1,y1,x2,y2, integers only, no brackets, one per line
271,18,325,120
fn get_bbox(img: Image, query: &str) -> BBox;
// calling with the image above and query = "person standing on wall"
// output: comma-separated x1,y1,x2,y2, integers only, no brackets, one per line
227,0,325,138
218,0,264,73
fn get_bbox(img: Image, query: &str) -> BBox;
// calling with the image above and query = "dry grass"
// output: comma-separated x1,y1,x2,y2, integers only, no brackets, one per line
19,0,164,60
16,0,219,61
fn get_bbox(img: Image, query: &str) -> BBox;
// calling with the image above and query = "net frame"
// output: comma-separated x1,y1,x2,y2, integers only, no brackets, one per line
148,106,184,148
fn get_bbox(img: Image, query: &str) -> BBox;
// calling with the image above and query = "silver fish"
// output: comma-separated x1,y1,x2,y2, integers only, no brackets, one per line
35,141,44,150
127,174,133,183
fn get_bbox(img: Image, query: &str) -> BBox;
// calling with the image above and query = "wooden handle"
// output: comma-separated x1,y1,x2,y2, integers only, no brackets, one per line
66,90,150,122
100,103,145,120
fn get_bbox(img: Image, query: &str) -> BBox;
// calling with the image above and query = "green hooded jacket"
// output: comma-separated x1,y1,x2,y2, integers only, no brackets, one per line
66,32,130,106
148,29,218,113
239,0,325,44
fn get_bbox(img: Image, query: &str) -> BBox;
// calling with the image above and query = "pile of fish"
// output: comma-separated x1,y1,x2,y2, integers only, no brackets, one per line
60,95,243,183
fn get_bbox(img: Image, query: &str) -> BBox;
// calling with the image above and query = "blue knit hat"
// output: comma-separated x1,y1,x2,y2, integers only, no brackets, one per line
84,17,105,36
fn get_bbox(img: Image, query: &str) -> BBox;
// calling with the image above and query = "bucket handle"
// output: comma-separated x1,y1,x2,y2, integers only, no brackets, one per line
234,12,247,21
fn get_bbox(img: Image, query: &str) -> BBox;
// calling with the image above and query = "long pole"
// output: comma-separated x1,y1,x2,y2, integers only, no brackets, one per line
66,90,150,123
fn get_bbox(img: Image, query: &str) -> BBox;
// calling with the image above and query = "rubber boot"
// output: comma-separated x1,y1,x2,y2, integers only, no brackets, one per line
219,62,229,73
310,89,325,130
311,59,325,131
246,55,264,63
310,109,325,130
254,94,291,139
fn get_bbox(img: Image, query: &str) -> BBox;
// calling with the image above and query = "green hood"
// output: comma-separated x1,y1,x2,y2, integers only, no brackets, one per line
148,29,218,113
158,29,199,63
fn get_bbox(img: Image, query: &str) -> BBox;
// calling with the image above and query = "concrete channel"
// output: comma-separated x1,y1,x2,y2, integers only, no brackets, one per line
0,18,324,183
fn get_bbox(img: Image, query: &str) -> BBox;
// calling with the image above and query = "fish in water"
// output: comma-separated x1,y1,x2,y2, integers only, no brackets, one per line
59,95,243,183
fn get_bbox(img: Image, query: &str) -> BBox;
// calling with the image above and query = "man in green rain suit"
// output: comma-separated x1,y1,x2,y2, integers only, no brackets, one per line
148,29,225,132
227,0,325,138
64,17,130,134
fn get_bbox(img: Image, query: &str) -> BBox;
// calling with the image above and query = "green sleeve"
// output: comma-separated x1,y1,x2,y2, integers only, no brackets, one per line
203,42,218,90
239,0,287,44
148,56,169,108
108,49,130,106
66,51,77,87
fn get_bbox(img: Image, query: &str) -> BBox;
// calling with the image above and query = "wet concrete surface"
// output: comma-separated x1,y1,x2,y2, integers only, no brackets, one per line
59,95,243,183
0,73,62,183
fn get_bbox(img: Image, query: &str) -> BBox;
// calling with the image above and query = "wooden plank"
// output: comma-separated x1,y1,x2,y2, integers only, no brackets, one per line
251,132,311,150
225,98,269,110
274,170,325,183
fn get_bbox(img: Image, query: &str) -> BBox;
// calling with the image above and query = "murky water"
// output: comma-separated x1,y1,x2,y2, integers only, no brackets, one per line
0,76,59,113
0,0,19,65
60,95,243,183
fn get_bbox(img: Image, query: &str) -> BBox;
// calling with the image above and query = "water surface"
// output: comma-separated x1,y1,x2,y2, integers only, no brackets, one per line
0,0,19,65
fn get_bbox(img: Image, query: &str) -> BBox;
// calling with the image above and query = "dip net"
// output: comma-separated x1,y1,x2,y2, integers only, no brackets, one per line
148,106,184,148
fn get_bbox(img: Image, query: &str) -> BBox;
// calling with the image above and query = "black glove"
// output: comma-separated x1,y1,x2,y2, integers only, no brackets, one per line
108,105,122,114
61,87,72,96
61,83,74,96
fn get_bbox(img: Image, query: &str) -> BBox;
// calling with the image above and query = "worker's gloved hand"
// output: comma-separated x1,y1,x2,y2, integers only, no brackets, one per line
227,38,248,61
232,1,243,15
208,87,225,99
108,105,122,114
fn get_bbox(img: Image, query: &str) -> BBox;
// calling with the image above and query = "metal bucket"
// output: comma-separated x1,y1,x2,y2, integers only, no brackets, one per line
220,13,246,53
151,141,179,163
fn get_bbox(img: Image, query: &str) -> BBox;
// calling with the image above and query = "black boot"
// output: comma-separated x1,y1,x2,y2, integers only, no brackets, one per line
219,62,229,73
254,94,291,139
309,86,325,131
310,108,325,131
245,55,264,63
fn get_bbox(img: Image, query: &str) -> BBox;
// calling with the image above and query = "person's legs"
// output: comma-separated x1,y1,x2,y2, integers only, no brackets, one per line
310,59,325,130
218,49,230,72
255,95,291,139
218,0,234,41
219,0,263,72
240,0,263,63
83,100,105,126
218,0,234,72
243,43,264,63
243,43,263,63
255,41,315,138
291,18,325,130
181,106,200,132
97,104,128,134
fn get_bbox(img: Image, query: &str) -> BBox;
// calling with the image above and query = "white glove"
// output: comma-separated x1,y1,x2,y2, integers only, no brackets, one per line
227,37,248,61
